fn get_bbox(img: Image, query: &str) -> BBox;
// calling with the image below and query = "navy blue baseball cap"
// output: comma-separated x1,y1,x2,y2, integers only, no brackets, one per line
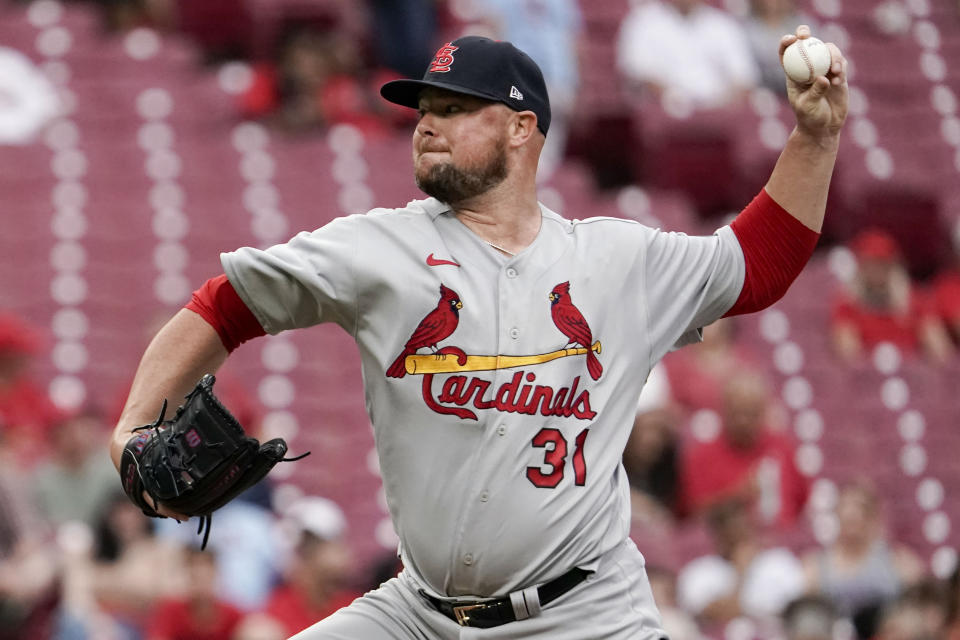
380,36,551,136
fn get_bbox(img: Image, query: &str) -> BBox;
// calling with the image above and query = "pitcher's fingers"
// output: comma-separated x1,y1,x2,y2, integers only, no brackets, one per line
825,42,848,85
779,33,798,60
157,505,191,521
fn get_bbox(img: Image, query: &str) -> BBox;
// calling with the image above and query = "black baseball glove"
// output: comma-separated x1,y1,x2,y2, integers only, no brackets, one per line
119,374,307,548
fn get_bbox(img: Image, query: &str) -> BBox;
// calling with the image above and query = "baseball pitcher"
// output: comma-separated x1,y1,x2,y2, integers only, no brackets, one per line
111,29,848,639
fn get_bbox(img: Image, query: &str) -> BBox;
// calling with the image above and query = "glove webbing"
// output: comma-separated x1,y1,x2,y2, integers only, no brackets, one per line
194,446,311,550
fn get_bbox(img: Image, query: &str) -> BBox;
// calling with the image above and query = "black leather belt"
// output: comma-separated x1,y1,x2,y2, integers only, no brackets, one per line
420,567,590,628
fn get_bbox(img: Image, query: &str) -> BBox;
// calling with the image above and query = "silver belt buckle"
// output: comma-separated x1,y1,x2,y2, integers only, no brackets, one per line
452,602,487,626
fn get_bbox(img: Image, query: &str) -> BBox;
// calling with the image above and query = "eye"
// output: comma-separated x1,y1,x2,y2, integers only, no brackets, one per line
444,104,462,115
416,108,427,119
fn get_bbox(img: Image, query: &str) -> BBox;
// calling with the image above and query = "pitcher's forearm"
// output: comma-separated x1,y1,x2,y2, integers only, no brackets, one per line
110,309,228,469
764,128,840,234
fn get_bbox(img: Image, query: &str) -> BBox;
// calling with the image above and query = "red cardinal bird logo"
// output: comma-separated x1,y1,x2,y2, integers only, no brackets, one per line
387,284,463,378
550,281,603,381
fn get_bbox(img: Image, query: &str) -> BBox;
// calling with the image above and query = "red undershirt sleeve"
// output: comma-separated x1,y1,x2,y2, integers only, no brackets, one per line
184,274,266,352
724,189,821,317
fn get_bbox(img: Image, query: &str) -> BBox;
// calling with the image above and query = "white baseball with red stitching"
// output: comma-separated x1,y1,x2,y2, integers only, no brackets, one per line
782,37,831,85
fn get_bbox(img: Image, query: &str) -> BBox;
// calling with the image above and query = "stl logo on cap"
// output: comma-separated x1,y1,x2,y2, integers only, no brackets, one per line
429,43,458,73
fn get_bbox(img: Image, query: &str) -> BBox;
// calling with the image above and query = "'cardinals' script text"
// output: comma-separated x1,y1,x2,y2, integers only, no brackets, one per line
420,370,596,421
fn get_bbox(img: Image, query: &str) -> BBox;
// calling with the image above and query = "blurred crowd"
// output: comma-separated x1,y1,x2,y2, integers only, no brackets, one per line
0,309,390,639
830,228,960,367
623,318,956,640
4,0,960,639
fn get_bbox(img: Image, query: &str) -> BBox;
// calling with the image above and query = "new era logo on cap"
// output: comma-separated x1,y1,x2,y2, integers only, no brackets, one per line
379,36,552,136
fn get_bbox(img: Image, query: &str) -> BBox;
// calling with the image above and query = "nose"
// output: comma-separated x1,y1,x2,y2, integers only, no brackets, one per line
416,113,437,138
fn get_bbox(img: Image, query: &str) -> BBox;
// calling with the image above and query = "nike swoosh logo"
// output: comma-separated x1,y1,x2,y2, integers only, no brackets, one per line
426,253,460,267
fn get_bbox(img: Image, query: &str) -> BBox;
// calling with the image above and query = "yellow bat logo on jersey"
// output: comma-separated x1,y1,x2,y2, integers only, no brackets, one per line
402,342,600,375
388,282,603,422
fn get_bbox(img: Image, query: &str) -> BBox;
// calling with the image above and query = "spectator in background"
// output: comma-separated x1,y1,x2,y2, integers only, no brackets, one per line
802,480,925,640
780,595,840,640
33,407,118,528
875,582,950,640
679,368,808,528
623,362,682,526
87,493,185,638
900,581,950,640
259,496,360,637
676,497,805,631
662,317,760,417
874,599,928,640
830,228,954,365
617,0,759,111
239,21,406,135
145,548,244,640
744,0,819,95
0,312,61,469
469,0,583,180
154,491,280,612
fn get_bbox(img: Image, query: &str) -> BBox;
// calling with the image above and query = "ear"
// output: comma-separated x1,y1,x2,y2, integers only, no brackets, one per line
507,111,539,148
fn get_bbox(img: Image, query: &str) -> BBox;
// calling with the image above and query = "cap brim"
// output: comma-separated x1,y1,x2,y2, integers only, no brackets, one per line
380,79,501,110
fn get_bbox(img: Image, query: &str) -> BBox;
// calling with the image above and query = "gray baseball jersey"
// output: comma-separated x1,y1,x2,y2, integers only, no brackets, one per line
222,197,745,600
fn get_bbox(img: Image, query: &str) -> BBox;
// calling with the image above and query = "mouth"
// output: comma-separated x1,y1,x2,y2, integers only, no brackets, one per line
415,151,450,172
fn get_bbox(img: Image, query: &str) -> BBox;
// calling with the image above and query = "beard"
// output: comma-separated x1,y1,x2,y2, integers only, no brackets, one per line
415,140,508,205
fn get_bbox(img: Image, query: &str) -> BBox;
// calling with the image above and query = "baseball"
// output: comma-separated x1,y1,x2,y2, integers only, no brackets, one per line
782,37,832,84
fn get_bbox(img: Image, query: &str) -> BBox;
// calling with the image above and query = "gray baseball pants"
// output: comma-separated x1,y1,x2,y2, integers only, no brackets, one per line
291,539,668,640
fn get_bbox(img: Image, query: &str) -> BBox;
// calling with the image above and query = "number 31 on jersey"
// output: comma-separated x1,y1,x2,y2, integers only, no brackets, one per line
526,427,589,488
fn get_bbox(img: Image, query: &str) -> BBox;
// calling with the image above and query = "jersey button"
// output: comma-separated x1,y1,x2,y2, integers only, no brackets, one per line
497,425,506,436
480,491,489,502
506,267,518,278
463,553,474,566
509,327,520,339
